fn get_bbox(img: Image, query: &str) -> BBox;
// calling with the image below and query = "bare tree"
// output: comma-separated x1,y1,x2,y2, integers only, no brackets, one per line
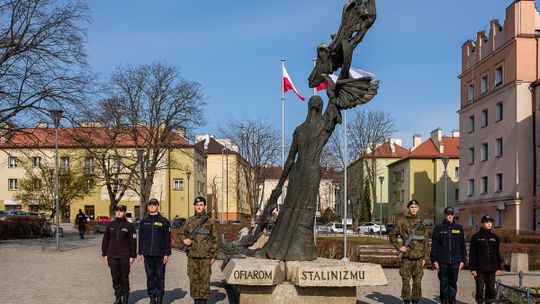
105,63,204,218
0,0,91,131
15,158,95,219
348,109,396,221
220,118,280,218
208,175,219,218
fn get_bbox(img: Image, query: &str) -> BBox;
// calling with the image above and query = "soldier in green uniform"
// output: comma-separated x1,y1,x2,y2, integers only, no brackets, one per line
389,199,429,304
179,196,219,304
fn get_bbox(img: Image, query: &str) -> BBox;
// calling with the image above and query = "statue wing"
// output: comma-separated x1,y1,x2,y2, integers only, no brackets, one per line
323,74,379,110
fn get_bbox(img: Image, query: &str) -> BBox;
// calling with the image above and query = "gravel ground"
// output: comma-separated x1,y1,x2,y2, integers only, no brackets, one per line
1,224,539,304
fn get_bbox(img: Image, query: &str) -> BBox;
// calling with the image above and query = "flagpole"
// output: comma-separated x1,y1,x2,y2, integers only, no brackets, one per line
313,58,317,96
281,59,285,170
343,109,348,262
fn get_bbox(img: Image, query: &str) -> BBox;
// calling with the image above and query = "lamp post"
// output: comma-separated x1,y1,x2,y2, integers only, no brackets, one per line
342,110,348,262
378,176,384,238
221,147,225,223
50,109,63,251
442,156,450,210
136,148,144,219
186,171,191,216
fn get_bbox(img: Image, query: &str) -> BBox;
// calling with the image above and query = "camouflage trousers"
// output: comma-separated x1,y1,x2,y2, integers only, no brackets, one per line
187,257,212,299
399,258,424,301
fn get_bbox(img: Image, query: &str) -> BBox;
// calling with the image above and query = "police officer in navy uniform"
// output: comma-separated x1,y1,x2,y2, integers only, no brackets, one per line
431,206,467,304
139,198,171,304
75,209,88,239
102,204,137,304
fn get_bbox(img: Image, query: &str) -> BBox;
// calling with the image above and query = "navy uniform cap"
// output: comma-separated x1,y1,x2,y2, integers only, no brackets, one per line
481,215,494,222
407,200,419,208
114,204,127,211
444,207,455,215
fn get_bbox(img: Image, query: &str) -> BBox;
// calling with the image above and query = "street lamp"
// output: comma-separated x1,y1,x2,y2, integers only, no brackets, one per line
186,171,191,216
136,148,144,219
378,176,384,238
221,147,225,223
50,109,63,251
442,156,450,209
342,110,348,262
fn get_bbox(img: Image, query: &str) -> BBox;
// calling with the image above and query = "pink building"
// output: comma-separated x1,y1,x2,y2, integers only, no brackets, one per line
458,0,540,231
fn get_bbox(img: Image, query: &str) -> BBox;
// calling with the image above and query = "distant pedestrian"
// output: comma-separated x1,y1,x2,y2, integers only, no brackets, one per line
173,215,183,228
139,198,171,304
431,206,467,304
389,199,429,304
180,196,219,304
102,204,137,304
469,215,503,304
75,209,88,239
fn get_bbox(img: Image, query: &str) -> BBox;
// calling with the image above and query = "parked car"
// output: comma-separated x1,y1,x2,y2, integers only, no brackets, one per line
358,222,386,234
315,222,330,233
327,222,344,233
384,223,395,234
96,216,110,223
227,220,243,225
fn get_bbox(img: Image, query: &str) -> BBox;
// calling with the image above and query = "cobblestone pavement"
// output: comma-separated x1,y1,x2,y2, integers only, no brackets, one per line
1,224,539,304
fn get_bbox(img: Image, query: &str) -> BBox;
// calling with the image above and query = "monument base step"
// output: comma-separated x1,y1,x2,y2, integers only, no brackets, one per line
236,282,356,304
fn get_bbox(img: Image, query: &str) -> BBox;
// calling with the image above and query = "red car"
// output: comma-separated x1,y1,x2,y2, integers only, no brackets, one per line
96,216,110,223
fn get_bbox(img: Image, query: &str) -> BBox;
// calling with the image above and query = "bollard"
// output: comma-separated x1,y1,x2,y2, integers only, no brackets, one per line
519,271,524,287
526,288,530,304
496,279,501,300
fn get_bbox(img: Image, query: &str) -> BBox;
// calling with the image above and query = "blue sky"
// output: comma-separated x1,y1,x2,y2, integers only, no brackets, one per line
85,0,530,148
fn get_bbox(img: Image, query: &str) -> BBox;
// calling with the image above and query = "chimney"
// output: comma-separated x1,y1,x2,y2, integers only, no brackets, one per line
195,134,213,150
412,134,422,150
37,121,49,128
431,128,444,154
451,130,460,138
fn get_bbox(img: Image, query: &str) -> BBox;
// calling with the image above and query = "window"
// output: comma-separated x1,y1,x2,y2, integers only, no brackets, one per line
495,173,503,192
455,167,459,179
455,188,459,202
468,82,475,102
468,179,475,196
495,209,502,227
112,156,122,169
481,109,488,127
495,138,503,157
32,157,41,168
61,157,69,172
85,157,94,174
468,213,474,227
468,147,475,164
86,179,95,190
468,115,475,133
8,156,17,168
173,179,184,190
481,74,488,95
481,143,488,161
496,102,503,121
32,179,41,189
495,65,503,86
8,179,17,190
481,176,488,193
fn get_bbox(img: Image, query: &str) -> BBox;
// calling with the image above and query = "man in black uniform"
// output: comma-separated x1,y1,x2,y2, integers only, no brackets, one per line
469,215,502,304
139,198,171,304
431,207,467,304
75,209,88,239
102,204,137,304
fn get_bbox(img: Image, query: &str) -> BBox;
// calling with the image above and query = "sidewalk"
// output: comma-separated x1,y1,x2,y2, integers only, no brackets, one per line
1,224,539,303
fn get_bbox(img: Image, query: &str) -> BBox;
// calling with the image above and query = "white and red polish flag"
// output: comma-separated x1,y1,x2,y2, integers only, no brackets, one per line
282,65,305,101
315,67,375,92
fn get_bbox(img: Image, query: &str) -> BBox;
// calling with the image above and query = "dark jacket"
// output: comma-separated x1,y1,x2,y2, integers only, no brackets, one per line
469,228,503,272
75,213,87,228
430,220,467,264
179,212,219,259
138,213,172,257
101,217,137,259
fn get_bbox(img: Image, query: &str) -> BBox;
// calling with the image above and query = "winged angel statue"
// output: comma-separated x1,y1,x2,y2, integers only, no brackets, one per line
221,0,379,262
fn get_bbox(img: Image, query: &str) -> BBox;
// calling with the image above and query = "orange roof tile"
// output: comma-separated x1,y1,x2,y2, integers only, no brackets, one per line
392,136,459,165
367,142,410,158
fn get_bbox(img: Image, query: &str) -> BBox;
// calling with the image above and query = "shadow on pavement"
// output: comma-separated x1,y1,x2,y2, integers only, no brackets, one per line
129,288,187,304
358,292,438,304
211,280,236,304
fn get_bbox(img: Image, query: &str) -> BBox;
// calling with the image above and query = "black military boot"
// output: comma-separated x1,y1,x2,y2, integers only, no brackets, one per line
150,296,156,304
403,301,410,304
156,295,163,304
200,299,208,304
120,295,128,304
113,296,121,304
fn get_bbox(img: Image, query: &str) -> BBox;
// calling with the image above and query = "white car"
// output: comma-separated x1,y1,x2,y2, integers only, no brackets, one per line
358,222,386,234
315,222,330,233
327,222,344,233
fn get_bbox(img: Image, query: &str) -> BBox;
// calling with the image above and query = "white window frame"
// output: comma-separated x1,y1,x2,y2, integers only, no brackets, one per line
468,179,475,196
61,156,70,171
468,115,475,133
481,143,488,161
85,157,94,174
8,178,17,190
495,209,502,227
481,74,488,95
495,138,503,157
468,147,475,165
173,178,184,191
8,156,17,168
496,102,503,122
481,176,488,194
468,82,475,102
495,64,503,87
495,173,503,192
32,156,41,168
481,109,488,128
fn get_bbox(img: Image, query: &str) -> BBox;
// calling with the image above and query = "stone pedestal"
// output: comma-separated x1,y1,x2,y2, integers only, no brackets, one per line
224,258,388,303
510,253,529,272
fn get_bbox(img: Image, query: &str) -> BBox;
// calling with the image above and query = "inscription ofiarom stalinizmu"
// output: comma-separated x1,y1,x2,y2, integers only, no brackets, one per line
301,270,366,281
233,270,273,280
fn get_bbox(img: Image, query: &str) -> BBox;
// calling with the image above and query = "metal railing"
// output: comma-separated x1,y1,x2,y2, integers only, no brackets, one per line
496,271,540,304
